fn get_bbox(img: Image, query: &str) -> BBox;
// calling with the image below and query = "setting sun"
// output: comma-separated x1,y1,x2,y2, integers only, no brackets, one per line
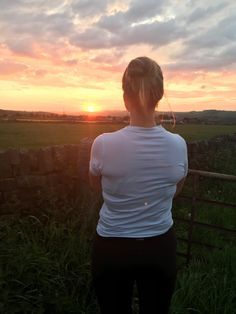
87,105,95,113
82,102,101,113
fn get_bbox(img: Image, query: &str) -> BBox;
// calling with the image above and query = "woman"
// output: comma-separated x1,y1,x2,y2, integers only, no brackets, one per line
89,56,188,314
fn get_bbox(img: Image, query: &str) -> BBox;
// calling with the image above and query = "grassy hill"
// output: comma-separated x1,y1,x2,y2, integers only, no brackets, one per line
175,110,236,124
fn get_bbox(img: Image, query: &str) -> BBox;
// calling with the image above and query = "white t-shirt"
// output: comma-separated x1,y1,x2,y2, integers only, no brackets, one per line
89,125,188,238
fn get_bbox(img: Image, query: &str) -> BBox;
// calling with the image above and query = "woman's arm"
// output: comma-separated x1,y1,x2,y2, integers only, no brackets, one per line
89,173,102,194
174,177,186,198
89,135,103,194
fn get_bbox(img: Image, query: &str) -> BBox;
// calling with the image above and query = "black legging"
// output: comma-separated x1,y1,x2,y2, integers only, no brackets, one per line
91,227,177,314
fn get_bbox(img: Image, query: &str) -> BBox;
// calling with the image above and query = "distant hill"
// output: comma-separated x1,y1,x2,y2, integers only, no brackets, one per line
175,110,236,124
0,109,236,124
0,109,60,118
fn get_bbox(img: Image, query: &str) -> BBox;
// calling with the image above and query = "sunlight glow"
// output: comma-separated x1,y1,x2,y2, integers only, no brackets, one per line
82,102,101,113
88,105,95,113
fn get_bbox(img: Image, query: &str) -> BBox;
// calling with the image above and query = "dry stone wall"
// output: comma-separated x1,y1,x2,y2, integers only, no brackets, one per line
0,139,93,215
0,134,235,215
187,133,236,171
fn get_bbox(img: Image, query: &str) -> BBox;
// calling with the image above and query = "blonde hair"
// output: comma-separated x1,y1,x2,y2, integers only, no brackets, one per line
122,56,164,110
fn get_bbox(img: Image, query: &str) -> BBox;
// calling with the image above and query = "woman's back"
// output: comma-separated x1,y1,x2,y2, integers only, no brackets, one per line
90,124,188,237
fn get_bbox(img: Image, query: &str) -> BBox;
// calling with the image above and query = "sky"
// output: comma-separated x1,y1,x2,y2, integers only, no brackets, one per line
0,0,235,114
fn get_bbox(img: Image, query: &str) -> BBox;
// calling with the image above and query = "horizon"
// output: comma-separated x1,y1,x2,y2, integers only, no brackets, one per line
1,107,236,117
0,1,235,113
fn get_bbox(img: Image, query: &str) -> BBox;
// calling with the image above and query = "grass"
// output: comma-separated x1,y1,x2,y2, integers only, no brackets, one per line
165,123,236,142
0,121,235,149
0,210,235,314
171,245,236,314
0,122,125,149
0,215,96,314
0,121,235,312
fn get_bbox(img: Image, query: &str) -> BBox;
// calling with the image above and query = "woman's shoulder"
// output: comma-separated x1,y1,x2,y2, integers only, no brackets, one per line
93,127,127,144
161,127,187,146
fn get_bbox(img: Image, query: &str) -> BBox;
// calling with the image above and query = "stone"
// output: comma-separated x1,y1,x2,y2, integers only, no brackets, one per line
6,149,20,165
38,147,54,174
187,142,198,154
46,173,61,186
19,150,32,175
77,138,93,181
29,150,40,172
0,191,4,204
65,144,80,167
228,133,236,142
52,146,67,171
16,175,46,189
0,151,12,178
0,178,17,191
2,190,20,205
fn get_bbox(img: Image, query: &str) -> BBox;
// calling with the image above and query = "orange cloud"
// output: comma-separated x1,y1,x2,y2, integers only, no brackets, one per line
0,0,235,113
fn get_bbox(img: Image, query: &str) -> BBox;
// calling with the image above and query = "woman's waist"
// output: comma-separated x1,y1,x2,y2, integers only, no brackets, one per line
97,210,173,238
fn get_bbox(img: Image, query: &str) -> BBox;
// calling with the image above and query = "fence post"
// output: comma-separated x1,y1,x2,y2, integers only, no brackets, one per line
186,173,199,265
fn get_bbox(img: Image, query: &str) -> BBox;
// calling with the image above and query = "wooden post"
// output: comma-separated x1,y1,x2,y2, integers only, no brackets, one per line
186,173,199,265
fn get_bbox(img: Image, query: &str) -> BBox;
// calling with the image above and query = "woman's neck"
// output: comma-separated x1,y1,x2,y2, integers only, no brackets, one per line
129,110,156,127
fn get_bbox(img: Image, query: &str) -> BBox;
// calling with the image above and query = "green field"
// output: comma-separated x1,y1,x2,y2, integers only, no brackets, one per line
0,120,236,313
0,121,236,149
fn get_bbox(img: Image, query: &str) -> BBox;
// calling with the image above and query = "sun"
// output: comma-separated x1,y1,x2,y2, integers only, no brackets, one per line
82,102,100,113
87,105,95,113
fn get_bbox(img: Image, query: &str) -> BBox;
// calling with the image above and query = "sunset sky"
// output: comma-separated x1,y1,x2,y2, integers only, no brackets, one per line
0,0,235,114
